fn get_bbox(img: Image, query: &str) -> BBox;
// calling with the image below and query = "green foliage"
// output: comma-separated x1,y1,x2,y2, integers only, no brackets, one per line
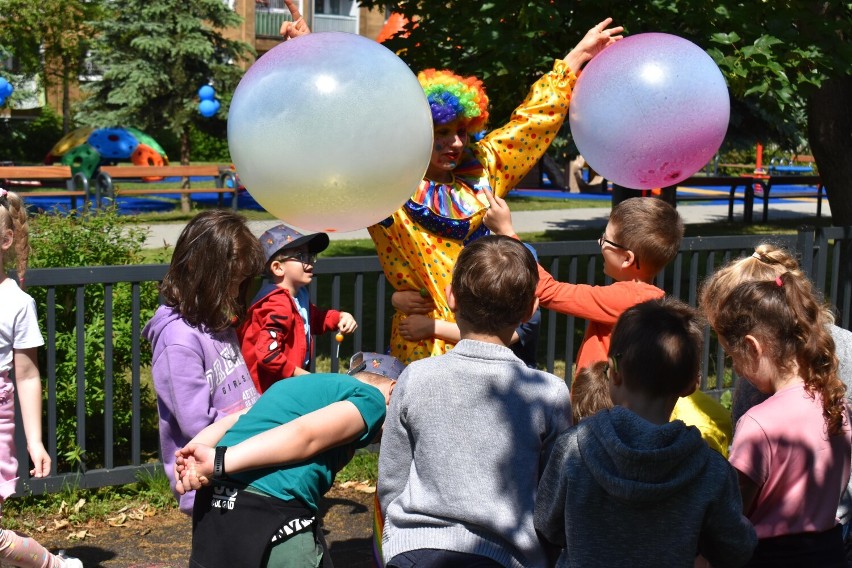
336,450,379,485
0,107,64,163
77,0,253,164
190,121,231,162
363,0,851,158
28,207,161,472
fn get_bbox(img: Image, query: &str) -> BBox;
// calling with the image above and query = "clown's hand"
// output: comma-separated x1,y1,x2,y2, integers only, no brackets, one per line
564,18,623,71
483,189,515,237
280,0,311,39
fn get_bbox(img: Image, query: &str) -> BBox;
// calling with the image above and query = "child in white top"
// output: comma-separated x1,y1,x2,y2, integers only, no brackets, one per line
0,188,82,567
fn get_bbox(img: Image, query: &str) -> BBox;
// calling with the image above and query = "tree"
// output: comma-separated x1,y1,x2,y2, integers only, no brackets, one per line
0,0,103,132
76,0,252,212
361,1,852,224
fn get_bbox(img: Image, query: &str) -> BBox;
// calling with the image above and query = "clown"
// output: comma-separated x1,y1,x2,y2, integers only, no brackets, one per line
273,0,621,364
367,20,623,364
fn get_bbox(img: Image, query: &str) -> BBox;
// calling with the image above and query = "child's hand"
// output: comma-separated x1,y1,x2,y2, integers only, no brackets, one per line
392,290,436,315
27,442,51,478
483,189,516,236
338,312,358,334
564,18,623,70
279,0,311,39
399,315,437,341
175,444,215,493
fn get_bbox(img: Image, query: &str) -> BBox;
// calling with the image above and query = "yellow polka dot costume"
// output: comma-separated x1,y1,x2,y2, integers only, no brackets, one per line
368,60,577,364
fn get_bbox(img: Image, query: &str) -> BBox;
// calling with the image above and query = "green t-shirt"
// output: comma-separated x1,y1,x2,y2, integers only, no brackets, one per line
220,373,386,511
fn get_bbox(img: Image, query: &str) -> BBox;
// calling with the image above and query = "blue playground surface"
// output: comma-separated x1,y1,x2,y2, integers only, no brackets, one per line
22,177,824,216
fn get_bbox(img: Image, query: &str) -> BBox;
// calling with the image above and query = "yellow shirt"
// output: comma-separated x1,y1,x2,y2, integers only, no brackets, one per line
368,60,577,364
671,389,733,458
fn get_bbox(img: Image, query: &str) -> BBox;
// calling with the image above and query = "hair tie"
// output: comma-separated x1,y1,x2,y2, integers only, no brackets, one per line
0,188,7,198
775,275,783,287
752,252,761,260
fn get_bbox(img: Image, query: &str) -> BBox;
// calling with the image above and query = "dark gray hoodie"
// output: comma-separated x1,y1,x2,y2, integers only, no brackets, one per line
535,406,756,567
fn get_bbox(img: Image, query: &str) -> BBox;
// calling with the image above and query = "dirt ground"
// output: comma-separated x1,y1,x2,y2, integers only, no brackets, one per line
20,484,375,567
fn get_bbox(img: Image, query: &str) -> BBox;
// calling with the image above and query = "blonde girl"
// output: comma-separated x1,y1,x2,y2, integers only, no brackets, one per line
0,189,82,567
701,247,851,567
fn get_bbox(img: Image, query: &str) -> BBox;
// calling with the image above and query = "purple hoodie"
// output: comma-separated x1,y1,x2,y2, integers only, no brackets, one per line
143,305,259,514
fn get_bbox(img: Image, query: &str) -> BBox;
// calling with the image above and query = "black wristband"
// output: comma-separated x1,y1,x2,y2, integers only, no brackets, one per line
213,446,228,480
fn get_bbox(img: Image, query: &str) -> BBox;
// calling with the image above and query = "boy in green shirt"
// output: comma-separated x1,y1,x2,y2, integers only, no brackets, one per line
175,352,401,568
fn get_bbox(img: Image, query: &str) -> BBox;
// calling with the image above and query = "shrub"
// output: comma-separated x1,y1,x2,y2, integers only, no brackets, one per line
27,206,161,471
0,107,64,164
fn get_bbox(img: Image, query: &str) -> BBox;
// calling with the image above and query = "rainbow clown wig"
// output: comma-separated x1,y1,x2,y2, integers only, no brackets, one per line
417,69,490,134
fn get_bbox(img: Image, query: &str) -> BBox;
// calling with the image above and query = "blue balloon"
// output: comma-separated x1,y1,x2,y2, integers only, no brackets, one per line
198,85,216,101
0,96,5,107
0,78,10,98
211,99,221,112
199,99,218,117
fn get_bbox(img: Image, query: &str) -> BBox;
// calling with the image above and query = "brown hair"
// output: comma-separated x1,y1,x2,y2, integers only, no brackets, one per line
610,297,703,397
160,210,264,332
0,190,30,286
700,249,846,435
451,235,538,334
609,197,683,275
572,361,613,423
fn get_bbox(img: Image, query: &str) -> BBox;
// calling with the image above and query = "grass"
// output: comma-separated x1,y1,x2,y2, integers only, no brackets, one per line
2,468,176,530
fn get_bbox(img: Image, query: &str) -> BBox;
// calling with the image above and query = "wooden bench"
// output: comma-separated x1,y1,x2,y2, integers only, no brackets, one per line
95,165,240,210
0,165,92,210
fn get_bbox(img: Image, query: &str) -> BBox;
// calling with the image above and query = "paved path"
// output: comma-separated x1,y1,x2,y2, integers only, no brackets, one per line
141,200,830,249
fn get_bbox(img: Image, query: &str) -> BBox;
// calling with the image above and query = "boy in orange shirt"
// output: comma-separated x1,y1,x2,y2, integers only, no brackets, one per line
484,190,683,379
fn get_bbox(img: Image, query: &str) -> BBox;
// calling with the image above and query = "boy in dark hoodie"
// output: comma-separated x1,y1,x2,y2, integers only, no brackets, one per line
534,297,756,567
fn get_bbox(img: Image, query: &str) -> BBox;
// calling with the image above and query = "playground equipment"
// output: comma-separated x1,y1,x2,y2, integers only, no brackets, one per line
45,126,169,180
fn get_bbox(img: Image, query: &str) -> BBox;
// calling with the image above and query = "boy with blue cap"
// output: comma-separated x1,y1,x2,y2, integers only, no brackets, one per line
174,351,401,568
239,224,357,394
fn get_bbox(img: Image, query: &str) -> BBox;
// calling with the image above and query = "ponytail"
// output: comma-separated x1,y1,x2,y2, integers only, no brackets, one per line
0,189,30,286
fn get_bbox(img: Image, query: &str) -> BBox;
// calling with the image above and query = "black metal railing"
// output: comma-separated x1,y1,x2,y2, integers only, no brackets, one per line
12,227,851,495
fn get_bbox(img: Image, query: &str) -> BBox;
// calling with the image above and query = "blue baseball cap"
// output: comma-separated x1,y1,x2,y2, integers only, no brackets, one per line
259,224,330,264
348,352,405,380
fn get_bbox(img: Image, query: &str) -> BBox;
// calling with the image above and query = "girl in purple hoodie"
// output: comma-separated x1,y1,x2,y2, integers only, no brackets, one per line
143,210,264,515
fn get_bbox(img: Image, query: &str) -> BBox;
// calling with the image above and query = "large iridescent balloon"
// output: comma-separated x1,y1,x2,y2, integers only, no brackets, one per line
569,33,730,189
228,32,433,232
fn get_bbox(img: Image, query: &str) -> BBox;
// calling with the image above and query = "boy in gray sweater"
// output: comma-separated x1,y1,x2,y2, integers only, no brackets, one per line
535,298,757,567
378,235,572,568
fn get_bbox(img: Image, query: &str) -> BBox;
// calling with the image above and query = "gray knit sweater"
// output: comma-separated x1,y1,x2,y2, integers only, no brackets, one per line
378,339,572,568
535,407,756,567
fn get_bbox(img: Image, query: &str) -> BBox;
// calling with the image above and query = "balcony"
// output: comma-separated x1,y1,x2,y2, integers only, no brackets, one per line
255,10,358,38
313,13,357,33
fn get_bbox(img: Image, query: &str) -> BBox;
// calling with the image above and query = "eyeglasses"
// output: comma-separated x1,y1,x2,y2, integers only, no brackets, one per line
603,353,622,379
598,233,640,269
282,251,317,266
598,233,629,251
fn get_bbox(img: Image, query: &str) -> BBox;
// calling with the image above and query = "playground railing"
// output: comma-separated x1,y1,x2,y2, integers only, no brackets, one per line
11,227,852,496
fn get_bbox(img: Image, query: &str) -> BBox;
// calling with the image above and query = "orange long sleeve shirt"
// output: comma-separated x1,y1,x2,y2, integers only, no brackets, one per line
535,264,664,376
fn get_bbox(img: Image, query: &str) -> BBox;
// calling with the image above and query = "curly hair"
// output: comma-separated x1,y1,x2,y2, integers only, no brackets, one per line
417,69,489,133
0,189,30,286
700,245,846,436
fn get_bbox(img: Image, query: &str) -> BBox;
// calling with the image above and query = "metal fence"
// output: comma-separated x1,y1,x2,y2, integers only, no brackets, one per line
12,226,851,496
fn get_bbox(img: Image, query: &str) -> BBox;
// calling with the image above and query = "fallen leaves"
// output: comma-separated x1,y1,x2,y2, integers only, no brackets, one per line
338,480,376,494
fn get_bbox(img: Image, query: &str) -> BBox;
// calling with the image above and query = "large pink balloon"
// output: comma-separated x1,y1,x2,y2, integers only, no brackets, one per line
569,33,730,189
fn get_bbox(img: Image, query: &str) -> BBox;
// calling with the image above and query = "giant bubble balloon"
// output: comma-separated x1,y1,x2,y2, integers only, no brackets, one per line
229,32,433,232
569,33,730,189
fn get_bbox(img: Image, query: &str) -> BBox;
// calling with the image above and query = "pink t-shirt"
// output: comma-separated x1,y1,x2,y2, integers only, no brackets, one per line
729,383,851,539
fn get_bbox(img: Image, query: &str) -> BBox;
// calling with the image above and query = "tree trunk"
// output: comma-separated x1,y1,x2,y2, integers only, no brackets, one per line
807,75,852,226
180,126,191,213
62,68,71,133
